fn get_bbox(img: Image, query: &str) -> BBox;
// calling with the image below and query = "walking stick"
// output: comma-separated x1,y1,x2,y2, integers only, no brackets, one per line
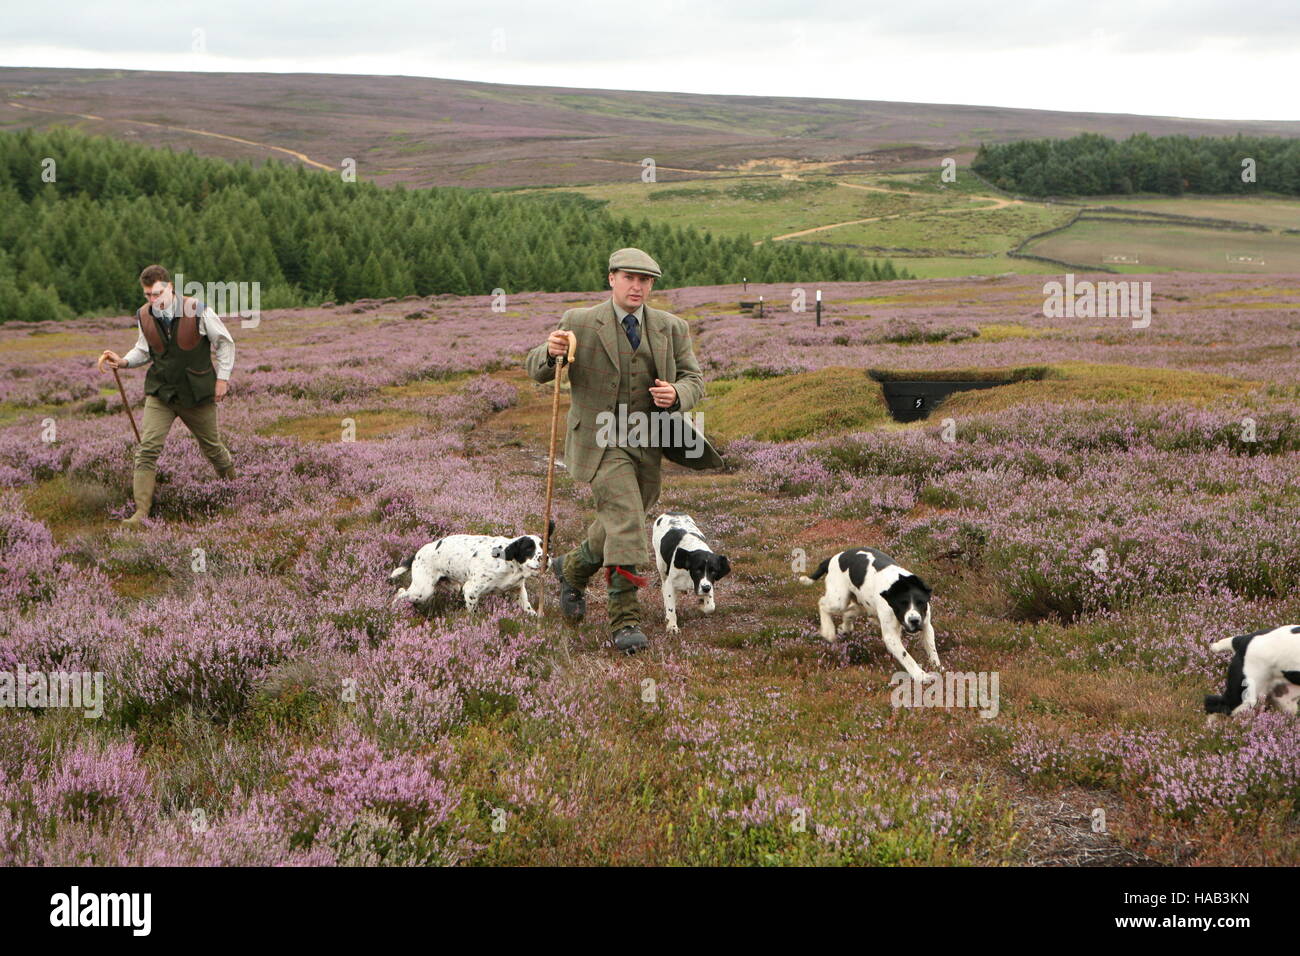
110,364,141,443
538,331,577,615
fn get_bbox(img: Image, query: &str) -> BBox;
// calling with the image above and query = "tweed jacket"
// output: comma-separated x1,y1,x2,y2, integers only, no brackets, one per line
525,298,722,482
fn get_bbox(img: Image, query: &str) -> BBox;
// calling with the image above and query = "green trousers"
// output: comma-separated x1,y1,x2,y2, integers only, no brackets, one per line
561,446,661,633
134,395,233,474
585,446,662,568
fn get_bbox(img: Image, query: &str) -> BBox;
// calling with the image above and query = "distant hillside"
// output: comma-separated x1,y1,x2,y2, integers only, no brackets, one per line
3,67,1299,189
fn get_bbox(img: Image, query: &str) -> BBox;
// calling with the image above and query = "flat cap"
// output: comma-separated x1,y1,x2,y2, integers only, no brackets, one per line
608,247,662,278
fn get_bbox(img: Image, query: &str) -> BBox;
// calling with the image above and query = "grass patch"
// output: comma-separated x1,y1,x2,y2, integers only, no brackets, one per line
976,323,1055,342
378,373,472,399
935,362,1260,417
867,366,1050,383
702,367,891,442
259,409,425,441
22,475,115,537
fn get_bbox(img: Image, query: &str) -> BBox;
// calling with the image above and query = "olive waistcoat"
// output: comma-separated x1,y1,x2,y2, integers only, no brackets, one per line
135,298,218,408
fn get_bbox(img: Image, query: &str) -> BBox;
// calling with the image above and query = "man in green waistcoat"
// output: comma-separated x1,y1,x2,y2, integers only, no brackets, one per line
525,248,723,653
97,264,237,528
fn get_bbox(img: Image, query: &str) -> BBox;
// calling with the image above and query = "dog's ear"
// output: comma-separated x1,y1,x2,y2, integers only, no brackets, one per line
913,576,932,598
502,537,531,563
713,554,731,580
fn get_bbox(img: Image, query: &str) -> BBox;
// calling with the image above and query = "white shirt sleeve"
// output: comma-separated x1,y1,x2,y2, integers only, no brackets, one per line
121,327,151,368
198,308,236,380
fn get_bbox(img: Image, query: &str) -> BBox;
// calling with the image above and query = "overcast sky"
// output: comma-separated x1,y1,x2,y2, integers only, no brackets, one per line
3,1,1297,120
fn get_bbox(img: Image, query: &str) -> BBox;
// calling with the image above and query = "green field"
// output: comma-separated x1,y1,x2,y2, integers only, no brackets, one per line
517,173,1300,278
522,176,933,239
1078,195,1300,230
819,204,1076,255
1024,218,1300,273
866,254,1062,278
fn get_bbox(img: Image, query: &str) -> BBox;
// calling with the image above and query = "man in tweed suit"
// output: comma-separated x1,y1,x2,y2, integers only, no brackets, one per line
525,248,722,653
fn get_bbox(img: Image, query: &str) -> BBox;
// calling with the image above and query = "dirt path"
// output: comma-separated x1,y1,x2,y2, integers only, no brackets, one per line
764,182,1024,243
5,100,334,171
588,157,726,176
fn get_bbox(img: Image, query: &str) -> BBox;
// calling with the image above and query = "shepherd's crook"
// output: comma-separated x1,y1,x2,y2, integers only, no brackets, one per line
110,364,141,443
539,331,577,615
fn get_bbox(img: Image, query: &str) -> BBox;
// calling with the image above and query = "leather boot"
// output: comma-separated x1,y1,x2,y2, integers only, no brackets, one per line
607,566,648,654
121,469,156,529
552,542,602,622
217,464,236,479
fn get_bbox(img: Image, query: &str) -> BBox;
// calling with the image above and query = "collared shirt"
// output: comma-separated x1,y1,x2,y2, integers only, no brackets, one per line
121,299,236,380
614,302,644,327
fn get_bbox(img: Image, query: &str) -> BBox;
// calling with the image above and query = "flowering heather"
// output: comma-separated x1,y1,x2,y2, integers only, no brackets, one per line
1012,714,1300,821
674,273,1300,384
273,727,472,865
1,738,153,865
1,276,1297,865
355,609,585,747
0,495,64,609
728,401,1300,621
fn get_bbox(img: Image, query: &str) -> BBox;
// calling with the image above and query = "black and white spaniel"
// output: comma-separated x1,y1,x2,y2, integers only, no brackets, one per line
389,531,546,615
800,547,940,682
653,512,731,633
1205,625,1300,716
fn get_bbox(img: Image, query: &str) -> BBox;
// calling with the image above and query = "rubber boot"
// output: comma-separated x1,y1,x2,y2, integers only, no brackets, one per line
121,469,156,529
607,566,648,654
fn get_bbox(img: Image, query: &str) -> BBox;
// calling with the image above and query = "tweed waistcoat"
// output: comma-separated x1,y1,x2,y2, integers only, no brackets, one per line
616,313,658,420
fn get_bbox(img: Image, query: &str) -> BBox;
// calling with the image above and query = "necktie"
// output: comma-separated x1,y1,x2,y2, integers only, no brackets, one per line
621,312,640,351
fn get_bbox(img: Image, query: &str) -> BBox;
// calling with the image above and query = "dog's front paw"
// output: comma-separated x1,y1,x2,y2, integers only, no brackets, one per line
666,622,680,634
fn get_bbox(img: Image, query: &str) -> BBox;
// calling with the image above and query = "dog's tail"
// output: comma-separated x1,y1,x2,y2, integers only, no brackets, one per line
388,552,416,584
798,555,832,586
1210,636,1235,654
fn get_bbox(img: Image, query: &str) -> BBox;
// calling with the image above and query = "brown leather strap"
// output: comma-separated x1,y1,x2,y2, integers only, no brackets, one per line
138,294,202,352
137,303,163,353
